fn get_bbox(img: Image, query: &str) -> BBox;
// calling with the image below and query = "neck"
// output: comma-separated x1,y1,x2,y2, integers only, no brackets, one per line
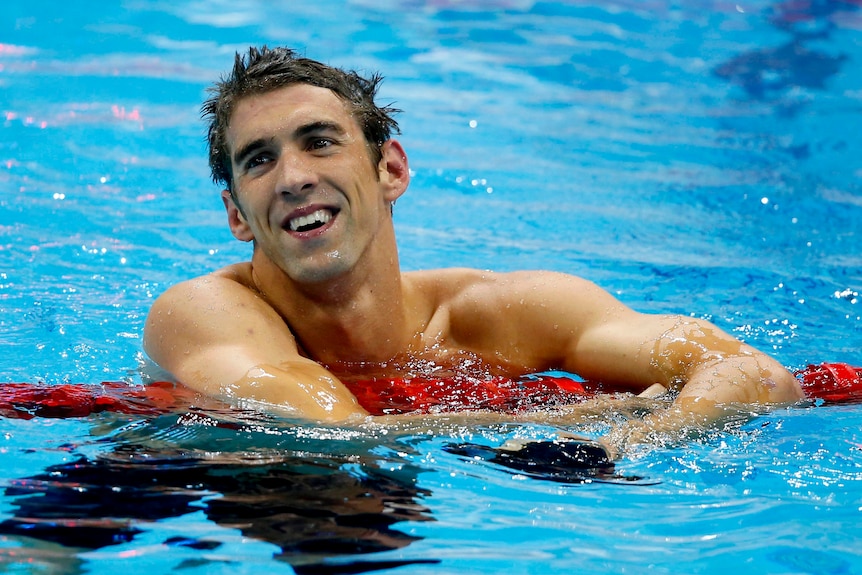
249,246,416,365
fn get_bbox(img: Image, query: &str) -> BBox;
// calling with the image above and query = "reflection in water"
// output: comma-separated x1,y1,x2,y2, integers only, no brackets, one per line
766,0,861,37
713,0,856,105
0,443,437,574
443,438,653,484
714,39,847,100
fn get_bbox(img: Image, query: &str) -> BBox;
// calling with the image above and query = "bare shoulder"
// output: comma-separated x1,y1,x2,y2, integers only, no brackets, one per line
406,268,612,308
404,267,494,296
143,263,294,368
143,263,312,397
147,263,269,322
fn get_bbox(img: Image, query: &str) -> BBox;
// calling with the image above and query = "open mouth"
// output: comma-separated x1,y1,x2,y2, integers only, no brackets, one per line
287,208,335,233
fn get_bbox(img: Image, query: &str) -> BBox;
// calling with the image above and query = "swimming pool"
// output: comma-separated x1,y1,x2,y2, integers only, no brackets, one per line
2,0,861,573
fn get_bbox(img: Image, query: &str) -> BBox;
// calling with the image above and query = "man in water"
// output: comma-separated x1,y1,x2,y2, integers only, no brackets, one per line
143,46,803,455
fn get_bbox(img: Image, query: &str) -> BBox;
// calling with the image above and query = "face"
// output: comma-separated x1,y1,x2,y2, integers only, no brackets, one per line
223,84,408,285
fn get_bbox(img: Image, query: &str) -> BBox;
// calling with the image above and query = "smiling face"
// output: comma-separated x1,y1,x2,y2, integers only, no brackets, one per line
223,84,408,286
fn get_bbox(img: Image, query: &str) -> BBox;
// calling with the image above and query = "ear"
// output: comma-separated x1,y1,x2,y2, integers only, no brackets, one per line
378,139,410,203
221,189,254,242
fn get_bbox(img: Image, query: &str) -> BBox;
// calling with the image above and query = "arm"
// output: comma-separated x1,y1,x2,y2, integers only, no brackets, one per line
465,271,804,455
577,312,804,456
143,274,367,422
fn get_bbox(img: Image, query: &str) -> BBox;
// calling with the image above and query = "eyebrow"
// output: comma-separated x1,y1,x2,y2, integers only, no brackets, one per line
295,120,348,140
232,137,271,169
232,121,349,169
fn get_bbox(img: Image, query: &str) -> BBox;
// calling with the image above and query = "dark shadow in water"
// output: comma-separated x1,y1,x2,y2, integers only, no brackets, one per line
0,442,438,574
766,0,860,39
712,0,857,113
713,39,847,101
444,438,657,485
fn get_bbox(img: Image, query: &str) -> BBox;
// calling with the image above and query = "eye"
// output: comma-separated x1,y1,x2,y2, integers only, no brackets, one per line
308,137,334,151
244,154,272,171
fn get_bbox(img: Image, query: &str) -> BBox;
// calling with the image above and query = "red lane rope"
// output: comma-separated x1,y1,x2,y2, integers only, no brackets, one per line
0,381,197,420
795,362,862,405
341,374,590,416
0,363,859,420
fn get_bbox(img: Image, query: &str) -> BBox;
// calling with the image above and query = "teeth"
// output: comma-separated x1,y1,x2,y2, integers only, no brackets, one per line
288,209,332,232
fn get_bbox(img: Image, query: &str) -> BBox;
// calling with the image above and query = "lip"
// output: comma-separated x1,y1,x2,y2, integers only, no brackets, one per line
281,204,339,238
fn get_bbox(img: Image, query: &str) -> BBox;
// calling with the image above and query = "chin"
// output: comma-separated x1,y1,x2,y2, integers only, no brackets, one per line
286,254,357,285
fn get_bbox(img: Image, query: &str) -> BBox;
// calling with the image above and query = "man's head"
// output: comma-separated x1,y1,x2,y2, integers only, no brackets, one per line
203,46,400,195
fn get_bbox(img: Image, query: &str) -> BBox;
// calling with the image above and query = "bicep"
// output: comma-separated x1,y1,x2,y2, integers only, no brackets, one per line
568,311,691,391
542,278,675,390
485,272,702,390
574,311,801,403
462,271,654,385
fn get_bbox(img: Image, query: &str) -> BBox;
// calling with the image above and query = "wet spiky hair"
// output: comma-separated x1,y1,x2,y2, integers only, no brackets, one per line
202,46,400,192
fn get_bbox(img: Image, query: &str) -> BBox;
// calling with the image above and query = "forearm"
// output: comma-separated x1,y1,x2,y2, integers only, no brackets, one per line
178,358,369,423
603,353,803,457
675,353,802,412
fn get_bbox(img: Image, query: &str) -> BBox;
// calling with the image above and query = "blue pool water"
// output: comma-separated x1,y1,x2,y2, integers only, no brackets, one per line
1,1,862,573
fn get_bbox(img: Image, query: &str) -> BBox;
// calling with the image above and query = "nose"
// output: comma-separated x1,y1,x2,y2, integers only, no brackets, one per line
276,151,319,199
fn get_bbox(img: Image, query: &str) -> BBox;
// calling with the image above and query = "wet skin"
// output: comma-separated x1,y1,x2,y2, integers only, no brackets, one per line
143,82,804,455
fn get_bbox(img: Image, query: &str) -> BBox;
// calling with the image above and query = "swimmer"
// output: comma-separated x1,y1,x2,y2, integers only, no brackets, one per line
142,46,804,458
